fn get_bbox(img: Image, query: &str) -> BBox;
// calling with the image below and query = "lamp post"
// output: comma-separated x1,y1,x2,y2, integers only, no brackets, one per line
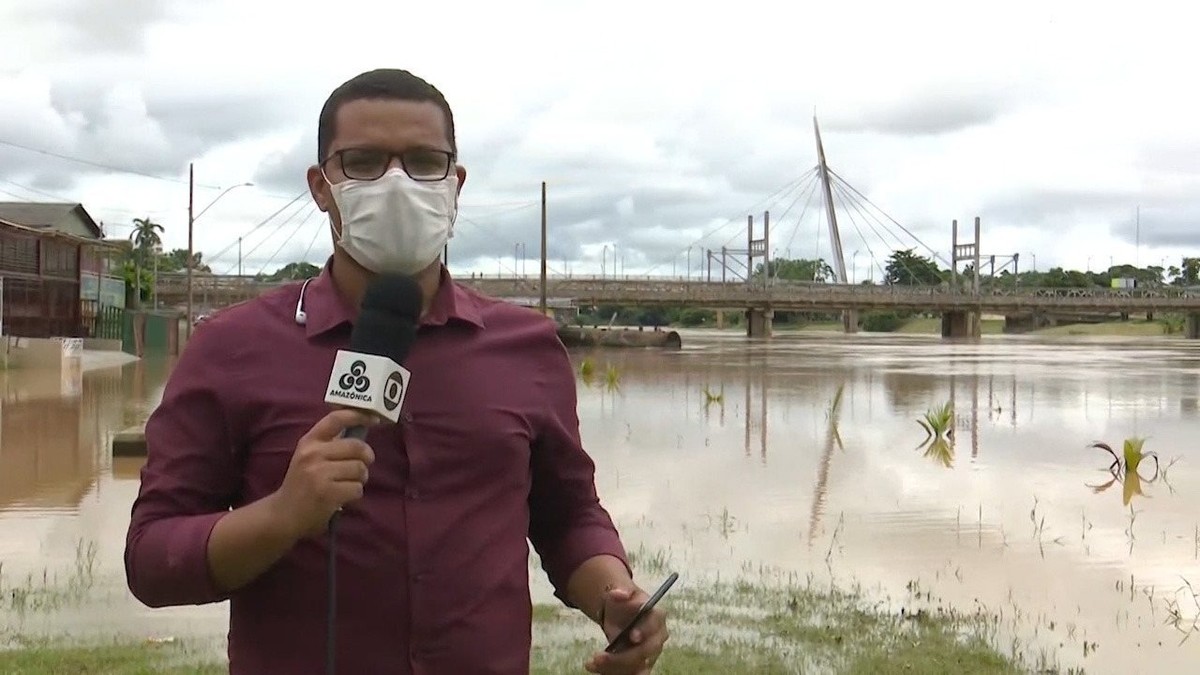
186,166,252,339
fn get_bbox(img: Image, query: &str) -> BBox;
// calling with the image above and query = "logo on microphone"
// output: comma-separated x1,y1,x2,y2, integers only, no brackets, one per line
383,371,404,412
338,360,371,393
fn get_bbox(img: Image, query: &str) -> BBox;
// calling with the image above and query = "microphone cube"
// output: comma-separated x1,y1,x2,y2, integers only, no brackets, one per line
324,350,411,424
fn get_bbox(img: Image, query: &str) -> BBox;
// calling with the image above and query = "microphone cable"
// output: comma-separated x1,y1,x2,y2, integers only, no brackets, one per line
327,510,341,675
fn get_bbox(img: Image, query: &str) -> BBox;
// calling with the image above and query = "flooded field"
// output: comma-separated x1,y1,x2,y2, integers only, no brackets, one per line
3,331,1200,673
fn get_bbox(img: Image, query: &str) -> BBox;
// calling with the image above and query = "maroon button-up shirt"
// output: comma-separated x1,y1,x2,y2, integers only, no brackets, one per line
124,260,629,674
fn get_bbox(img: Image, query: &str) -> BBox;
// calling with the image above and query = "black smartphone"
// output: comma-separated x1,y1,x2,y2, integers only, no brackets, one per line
604,572,679,653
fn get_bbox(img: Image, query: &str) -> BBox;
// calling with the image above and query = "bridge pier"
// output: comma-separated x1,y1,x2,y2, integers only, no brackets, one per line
747,308,773,339
842,309,858,334
941,310,980,339
1186,314,1200,339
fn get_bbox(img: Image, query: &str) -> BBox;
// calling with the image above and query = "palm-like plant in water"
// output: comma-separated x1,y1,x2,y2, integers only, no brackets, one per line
1088,437,1162,506
916,401,954,467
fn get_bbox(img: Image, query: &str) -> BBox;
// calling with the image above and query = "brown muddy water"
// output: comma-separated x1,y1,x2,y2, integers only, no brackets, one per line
3,331,1200,673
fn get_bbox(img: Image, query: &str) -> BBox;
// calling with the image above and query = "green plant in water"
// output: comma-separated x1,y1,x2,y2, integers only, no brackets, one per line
603,364,621,391
1087,437,1167,506
917,401,954,440
826,383,845,422
702,386,724,405
915,400,954,467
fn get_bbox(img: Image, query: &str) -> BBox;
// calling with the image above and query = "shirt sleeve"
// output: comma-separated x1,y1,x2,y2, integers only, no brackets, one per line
124,316,243,608
527,321,631,606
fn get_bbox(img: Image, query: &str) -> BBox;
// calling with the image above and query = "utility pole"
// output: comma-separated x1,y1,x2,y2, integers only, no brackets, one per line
186,162,194,339
539,181,547,316
238,237,243,277
1135,205,1141,268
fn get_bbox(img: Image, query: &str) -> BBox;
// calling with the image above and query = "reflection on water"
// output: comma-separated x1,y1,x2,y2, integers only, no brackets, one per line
2,333,1200,673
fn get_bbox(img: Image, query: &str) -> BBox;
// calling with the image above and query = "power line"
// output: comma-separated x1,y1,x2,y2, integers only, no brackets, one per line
0,138,224,189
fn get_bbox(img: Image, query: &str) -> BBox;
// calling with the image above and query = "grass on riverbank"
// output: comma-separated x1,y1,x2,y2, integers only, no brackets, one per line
1,573,1026,674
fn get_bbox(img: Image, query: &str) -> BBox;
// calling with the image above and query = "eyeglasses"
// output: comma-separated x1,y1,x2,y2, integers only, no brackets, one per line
322,147,455,182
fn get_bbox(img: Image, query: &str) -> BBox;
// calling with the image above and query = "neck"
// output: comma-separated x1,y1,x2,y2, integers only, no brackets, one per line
330,251,442,316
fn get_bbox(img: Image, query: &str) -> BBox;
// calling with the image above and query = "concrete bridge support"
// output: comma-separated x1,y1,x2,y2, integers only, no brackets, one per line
1186,314,1200,339
843,309,858,334
747,308,774,338
941,310,981,338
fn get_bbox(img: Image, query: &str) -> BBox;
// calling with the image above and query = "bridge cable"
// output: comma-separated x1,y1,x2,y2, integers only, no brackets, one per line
640,168,818,275
828,169,949,266
206,190,309,263
830,179,939,285
830,178,949,284
830,178,927,284
453,213,549,276
298,211,330,265
758,171,820,280
828,178,905,280
230,199,313,269
217,200,313,275
255,207,322,277
710,168,819,253
701,169,822,281
774,176,824,281
826,179,887,282
828,172,927,258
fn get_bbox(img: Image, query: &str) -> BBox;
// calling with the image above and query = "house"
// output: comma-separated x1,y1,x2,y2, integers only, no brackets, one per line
0,202,126,339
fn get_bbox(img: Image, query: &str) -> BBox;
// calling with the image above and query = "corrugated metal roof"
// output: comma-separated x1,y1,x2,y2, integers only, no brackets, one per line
0,201,79,227
0,201,104,238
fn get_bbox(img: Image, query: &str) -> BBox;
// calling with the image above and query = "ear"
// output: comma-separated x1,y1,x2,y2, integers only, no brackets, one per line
454,164,467,197
306,164,331,212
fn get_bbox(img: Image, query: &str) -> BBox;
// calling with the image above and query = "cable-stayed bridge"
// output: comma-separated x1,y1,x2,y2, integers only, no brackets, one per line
159,118,1200,339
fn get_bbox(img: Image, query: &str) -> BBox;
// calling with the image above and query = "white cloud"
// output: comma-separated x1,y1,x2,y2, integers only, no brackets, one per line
0,0,1198,279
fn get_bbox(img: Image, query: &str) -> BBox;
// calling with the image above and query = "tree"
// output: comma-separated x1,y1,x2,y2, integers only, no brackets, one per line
884,249,945,286
129,218,164,305
263,261,321,282
758,258,836,283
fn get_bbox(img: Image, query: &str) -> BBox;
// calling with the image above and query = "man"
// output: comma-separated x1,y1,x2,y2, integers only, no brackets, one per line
124,68,669,674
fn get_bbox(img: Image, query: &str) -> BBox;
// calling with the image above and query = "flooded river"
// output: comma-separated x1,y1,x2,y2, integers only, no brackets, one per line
3,331,1200,673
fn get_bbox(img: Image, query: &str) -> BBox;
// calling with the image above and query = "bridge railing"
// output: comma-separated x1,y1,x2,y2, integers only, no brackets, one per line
151,272,1196,301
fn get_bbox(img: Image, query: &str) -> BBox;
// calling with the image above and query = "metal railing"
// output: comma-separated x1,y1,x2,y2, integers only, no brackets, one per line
149,273,1200,312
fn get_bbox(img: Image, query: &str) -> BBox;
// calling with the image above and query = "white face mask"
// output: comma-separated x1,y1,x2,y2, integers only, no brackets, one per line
326,167,458,275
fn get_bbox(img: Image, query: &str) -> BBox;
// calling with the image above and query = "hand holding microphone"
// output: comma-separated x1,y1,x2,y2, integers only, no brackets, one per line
274,409,379,539
271,274,423,541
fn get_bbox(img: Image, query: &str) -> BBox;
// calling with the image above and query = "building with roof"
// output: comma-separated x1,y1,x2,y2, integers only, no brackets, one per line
0,202,126,339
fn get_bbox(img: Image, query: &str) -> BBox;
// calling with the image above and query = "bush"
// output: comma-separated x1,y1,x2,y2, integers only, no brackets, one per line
860,311,906,332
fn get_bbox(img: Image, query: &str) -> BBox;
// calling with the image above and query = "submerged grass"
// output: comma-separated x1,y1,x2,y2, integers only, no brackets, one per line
531,573,1023,674
0,634,224,675
0,571,1025,674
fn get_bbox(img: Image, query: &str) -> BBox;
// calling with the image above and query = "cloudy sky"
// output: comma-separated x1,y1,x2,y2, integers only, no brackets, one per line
0,0,1196,282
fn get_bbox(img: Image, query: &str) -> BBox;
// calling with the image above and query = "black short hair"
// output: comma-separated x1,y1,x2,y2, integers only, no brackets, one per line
317,68,457,161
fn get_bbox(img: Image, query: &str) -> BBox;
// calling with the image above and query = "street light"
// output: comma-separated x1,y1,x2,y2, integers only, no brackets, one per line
187,166,253,338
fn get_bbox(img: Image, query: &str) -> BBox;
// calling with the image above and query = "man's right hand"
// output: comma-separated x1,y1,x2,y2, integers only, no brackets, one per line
271,409,378,539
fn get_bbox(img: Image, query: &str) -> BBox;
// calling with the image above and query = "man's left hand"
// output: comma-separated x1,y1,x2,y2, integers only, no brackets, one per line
584,586,669,674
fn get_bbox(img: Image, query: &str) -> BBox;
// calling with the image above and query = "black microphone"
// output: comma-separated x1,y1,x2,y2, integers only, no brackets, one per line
321,273,422,675
323,274,424,437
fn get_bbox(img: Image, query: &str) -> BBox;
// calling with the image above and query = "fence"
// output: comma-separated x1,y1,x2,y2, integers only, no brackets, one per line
82,301,124,340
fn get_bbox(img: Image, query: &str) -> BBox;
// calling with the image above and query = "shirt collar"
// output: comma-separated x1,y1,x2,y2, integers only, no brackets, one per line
302,256,485,339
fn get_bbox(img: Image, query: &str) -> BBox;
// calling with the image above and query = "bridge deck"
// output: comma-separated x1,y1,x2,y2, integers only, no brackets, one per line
150,274,1200,314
